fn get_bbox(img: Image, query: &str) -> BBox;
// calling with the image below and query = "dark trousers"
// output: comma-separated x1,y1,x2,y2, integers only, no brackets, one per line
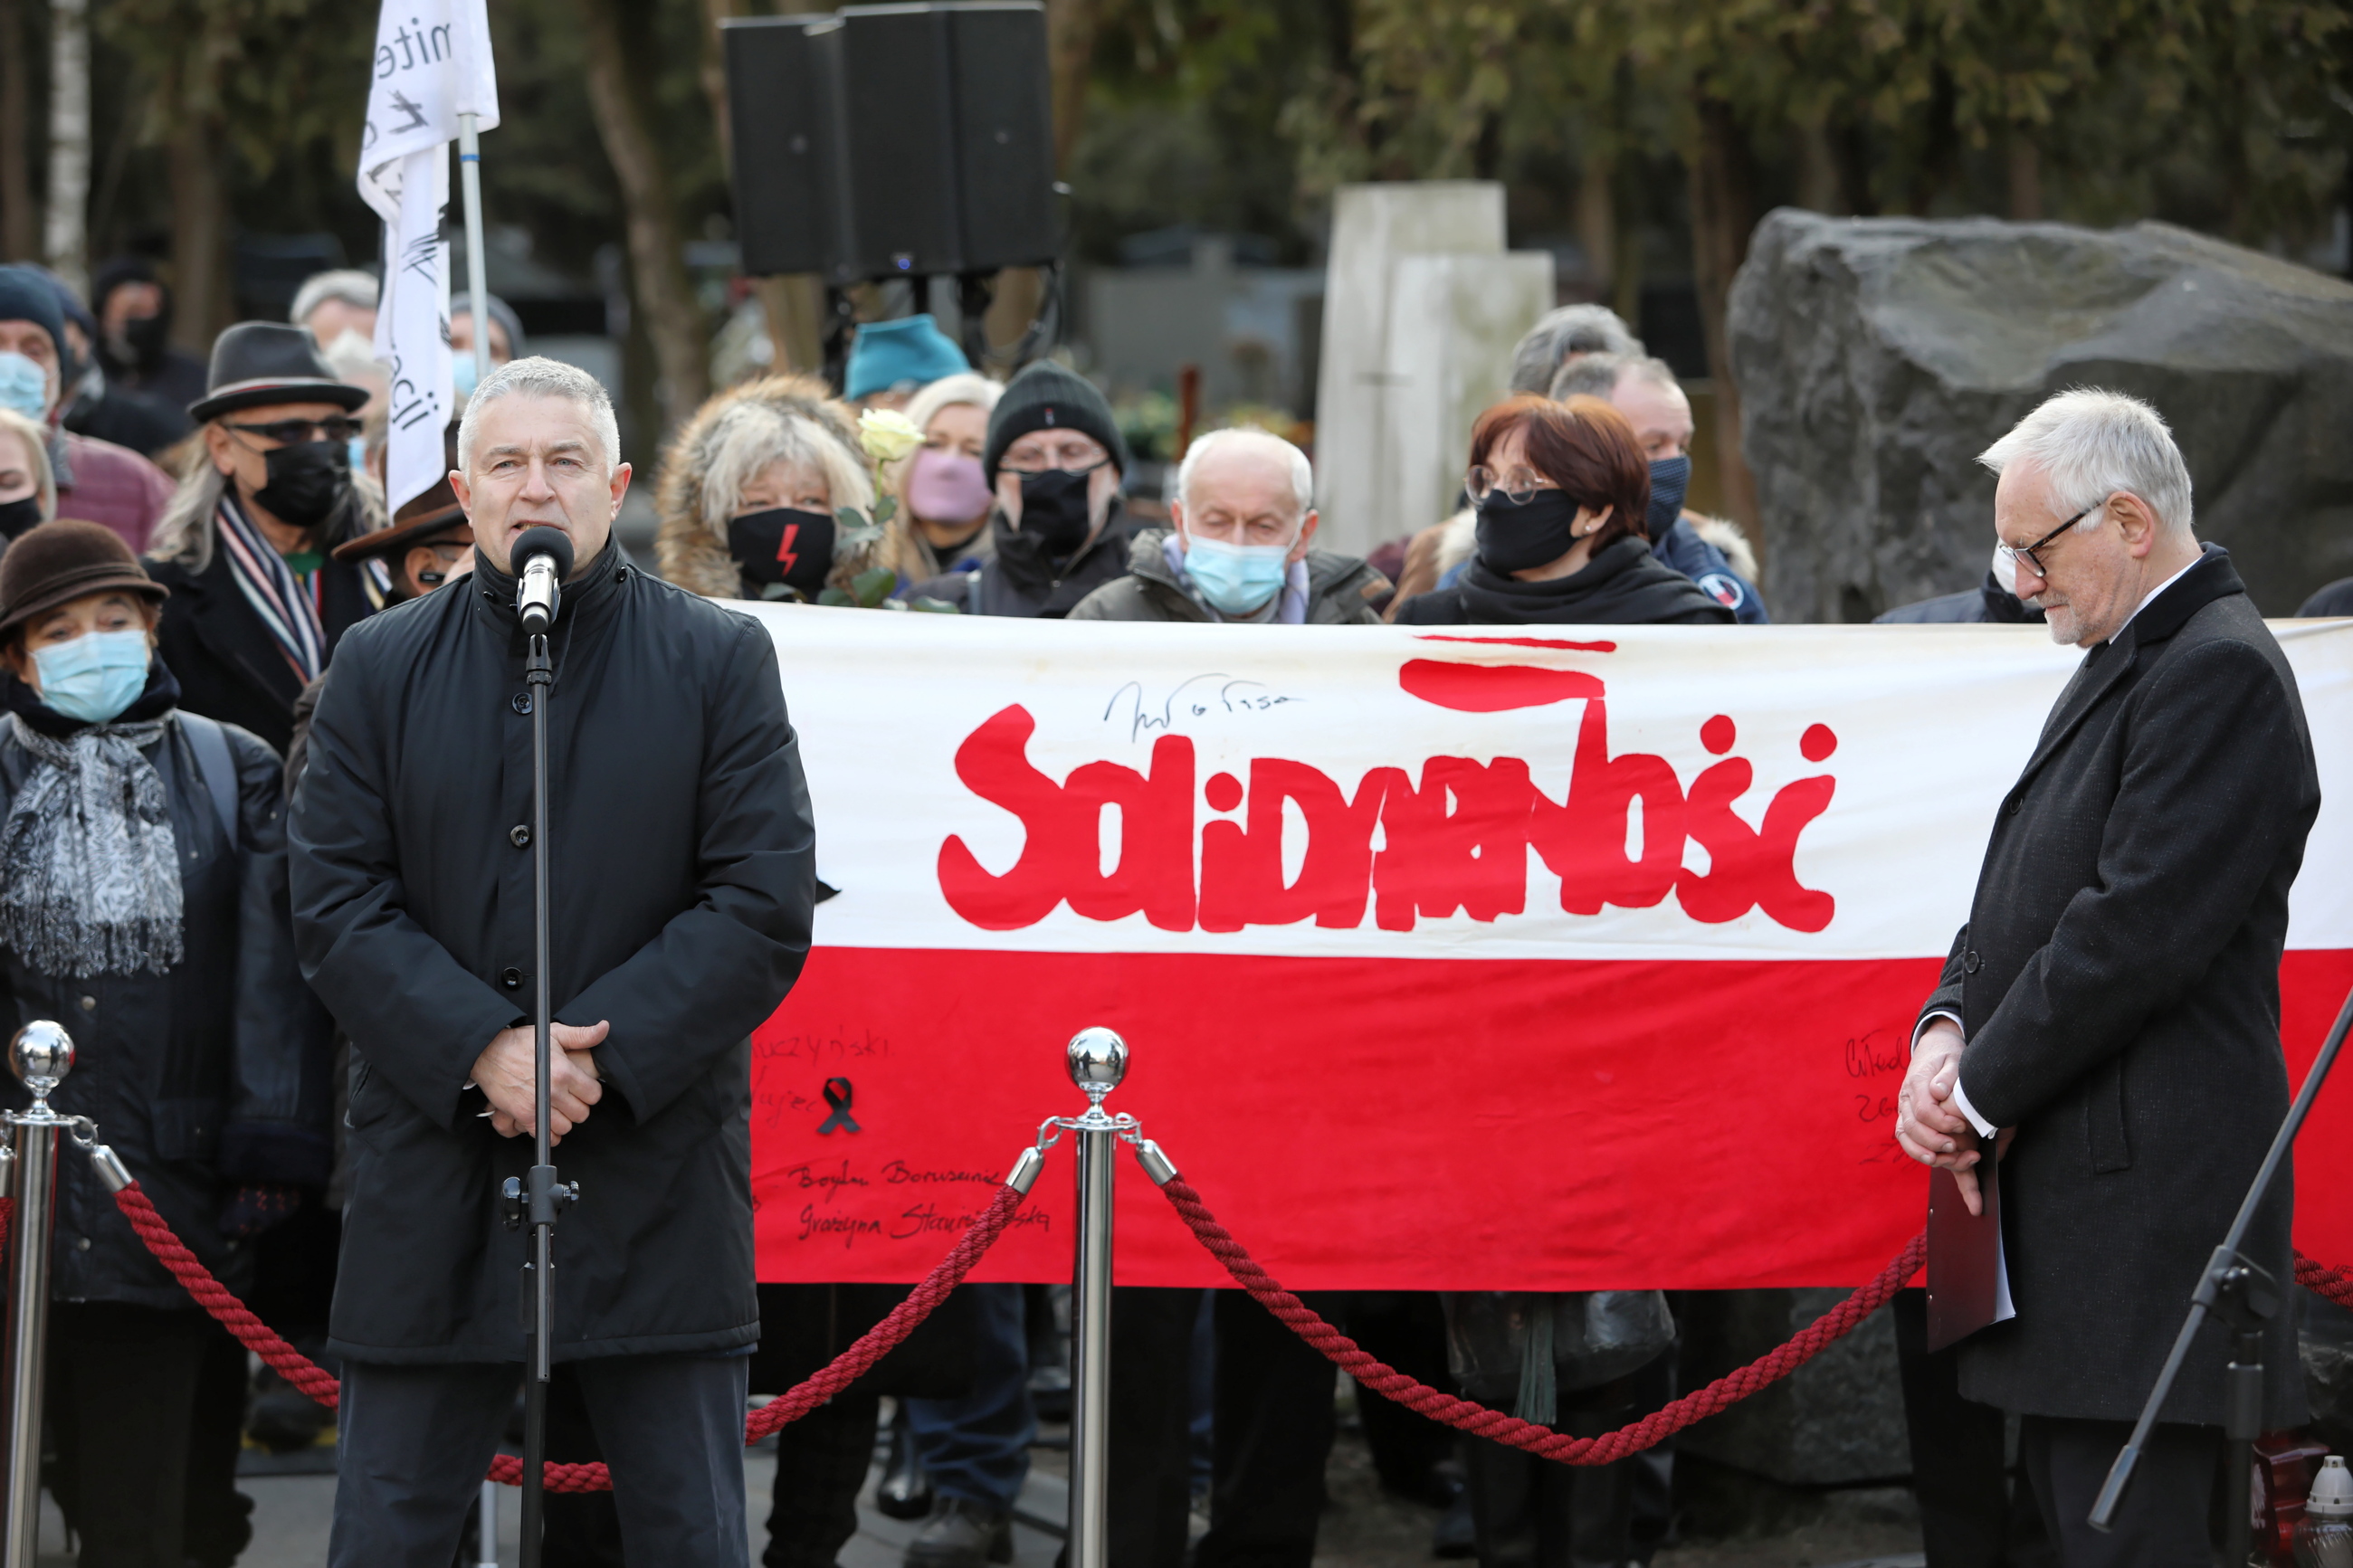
760,1388,881,1568
45,1303,214,1568
328,1354,751,1568
1462,1389,1640,1568
2017,1415,2218,1568
1892,1288,2053,1568
1106,1288,1463,1568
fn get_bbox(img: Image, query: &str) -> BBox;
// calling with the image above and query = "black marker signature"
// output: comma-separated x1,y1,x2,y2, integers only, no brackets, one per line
1104,675,1301,744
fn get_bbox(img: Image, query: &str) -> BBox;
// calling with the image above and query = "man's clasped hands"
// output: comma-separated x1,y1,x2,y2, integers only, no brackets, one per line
472,1020,612,1143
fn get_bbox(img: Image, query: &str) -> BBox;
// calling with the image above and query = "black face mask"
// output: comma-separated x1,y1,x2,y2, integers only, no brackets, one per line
728,507,835,596
252,440,351,531
120,313,169,368
0,497,42,542
1474,489,1584,575
1646,454,1690,540
1012,467,1097,557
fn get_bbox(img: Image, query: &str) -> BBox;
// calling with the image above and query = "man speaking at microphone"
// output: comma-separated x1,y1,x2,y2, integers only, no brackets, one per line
1894,390,2316,1566
290,357,815,1567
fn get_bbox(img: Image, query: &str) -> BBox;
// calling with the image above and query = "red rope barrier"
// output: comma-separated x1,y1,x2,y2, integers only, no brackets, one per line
111,1177,1029,1494
113,1183,342,1406
2298,1253,2353,1311
1159,1174,1925,1465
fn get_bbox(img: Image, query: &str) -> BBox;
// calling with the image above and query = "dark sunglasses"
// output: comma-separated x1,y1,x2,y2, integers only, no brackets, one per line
225,416,365,447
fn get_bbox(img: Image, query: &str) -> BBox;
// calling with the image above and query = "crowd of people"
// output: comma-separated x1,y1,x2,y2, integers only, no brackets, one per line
0,245,2329,1568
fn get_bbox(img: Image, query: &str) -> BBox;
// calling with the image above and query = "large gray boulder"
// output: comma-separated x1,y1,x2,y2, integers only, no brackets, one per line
1730,210,2353,622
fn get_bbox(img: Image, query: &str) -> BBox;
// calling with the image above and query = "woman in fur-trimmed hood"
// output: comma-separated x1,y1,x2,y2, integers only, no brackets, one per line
654,373,884,601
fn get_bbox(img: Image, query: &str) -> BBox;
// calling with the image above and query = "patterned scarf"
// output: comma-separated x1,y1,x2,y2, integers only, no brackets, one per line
0,713,183,977
215,494,327,681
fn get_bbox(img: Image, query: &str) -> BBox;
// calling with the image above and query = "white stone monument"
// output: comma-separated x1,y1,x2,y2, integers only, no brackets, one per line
1313,183,1558,557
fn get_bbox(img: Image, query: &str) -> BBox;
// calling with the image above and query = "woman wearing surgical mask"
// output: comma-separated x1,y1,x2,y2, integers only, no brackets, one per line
0,520,329,1566
883,372,1002,581
1396,396,1734,628
0,407,56,546
654,373,886,603
448,291,522,404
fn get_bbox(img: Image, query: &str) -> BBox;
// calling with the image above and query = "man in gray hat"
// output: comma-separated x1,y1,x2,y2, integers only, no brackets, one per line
145,322,388,755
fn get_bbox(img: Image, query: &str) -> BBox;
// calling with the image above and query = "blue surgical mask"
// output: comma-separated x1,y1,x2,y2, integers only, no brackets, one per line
0,352,48,421
31,629,151,725
347,436,368,472
452,353,481,400
1184,534,1291,615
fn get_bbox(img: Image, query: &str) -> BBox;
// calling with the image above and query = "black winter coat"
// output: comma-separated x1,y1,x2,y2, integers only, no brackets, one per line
1918,547,2315,1426
1396,537,1736,626
149,493,384,756
0,670,332,1310
289,543,814,1364
907,499,1138,618
1875,571,2045,625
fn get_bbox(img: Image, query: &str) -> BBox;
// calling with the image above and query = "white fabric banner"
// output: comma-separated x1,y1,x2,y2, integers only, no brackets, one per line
357,0,493,511
372,149,452,513
736,609,2353,963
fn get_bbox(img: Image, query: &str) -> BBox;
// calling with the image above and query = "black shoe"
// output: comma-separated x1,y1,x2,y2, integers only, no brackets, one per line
906,1497,1013,1568
876,1408,935,1521
1430,1492,1475,1560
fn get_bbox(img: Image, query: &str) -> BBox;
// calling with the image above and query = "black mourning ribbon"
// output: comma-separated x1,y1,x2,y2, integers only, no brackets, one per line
818,1077,860,1136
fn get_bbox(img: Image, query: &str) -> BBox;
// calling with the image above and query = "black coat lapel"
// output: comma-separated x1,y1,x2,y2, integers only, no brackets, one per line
2012,546,2243,792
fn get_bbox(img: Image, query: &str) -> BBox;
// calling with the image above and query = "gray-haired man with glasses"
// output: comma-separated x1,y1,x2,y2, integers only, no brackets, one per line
1892,389,2315,1565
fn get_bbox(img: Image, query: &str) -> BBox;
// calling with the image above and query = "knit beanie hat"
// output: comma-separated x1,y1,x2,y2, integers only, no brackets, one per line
844,315,969,403
0,266,66,362
982,361,1129,483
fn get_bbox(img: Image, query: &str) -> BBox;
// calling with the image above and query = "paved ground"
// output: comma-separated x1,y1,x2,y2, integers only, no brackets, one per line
27,1403,1926,1568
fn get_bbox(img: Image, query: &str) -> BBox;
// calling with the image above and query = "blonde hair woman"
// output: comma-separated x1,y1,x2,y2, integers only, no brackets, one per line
883,372,1003,581
654,374,882,601
0,406,56,540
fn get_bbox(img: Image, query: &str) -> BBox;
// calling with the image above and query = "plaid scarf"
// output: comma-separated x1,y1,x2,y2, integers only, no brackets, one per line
215,494,327,681
0,714,182,977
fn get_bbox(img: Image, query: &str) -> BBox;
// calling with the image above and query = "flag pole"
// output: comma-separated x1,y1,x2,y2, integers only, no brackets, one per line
459,114,491,391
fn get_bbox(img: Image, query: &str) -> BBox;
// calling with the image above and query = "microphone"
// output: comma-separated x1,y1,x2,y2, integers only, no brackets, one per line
512,526,575,635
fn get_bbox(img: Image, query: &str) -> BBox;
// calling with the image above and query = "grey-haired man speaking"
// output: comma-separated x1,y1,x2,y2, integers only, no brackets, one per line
291,358,815,1566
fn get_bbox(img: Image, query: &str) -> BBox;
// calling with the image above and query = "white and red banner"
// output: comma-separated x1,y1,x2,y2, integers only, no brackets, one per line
738,608,2353,1289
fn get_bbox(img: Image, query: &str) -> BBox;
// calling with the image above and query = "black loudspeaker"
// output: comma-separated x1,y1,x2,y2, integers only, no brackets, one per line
724,3,1056,282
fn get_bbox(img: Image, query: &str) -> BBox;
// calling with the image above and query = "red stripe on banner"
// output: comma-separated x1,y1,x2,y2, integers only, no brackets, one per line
747,945,2353,1289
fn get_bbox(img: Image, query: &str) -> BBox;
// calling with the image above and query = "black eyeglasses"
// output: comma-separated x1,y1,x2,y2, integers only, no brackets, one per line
1996,497,2107,578
224,416,365,447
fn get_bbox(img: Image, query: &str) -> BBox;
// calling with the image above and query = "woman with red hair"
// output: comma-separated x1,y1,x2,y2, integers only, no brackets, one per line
1395,395,1732,625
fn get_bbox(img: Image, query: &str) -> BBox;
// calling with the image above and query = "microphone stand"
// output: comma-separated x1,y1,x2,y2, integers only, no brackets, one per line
2091,975,2353,1556
504,617,576,1568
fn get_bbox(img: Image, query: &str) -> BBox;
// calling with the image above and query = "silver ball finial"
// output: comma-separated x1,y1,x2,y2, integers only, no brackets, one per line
1066,1028,1129,1107
10,1021,73,1091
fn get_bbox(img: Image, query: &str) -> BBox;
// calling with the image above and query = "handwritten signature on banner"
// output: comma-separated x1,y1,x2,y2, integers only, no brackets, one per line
942,655,1843,936
1104,674,1302,745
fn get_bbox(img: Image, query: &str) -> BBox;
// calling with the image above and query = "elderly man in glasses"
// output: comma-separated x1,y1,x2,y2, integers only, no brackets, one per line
1893,389,2316,1566
145,322,389,755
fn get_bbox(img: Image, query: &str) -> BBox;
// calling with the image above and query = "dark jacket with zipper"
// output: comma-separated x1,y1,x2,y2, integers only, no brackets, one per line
1065,527,1388,623
906,499,1137,619
0,667,332,1309
1916,546,2314,1425
148,490,384,756
289,542,814,1365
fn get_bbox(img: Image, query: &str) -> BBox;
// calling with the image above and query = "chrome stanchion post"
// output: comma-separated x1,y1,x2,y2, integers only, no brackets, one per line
1,1022,71,1568
1063,1028,1129,1568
